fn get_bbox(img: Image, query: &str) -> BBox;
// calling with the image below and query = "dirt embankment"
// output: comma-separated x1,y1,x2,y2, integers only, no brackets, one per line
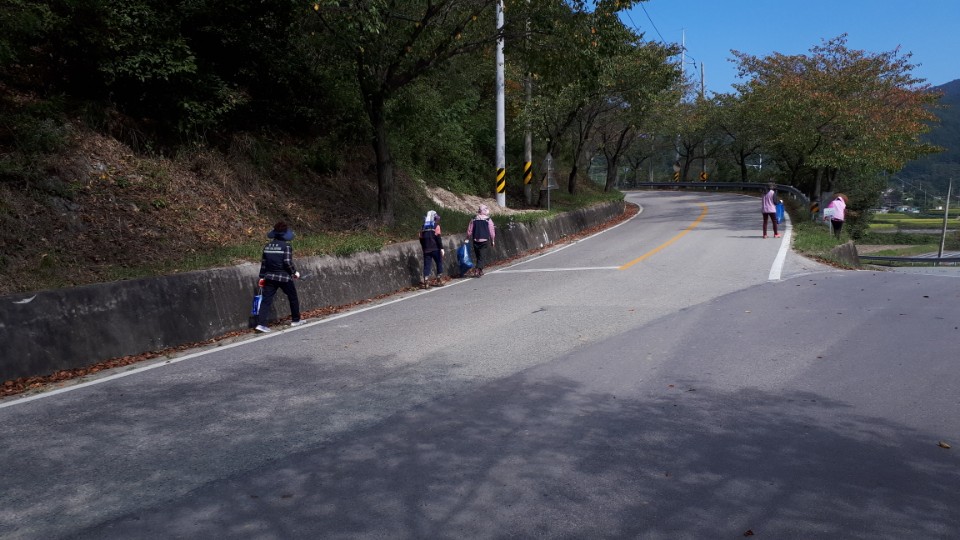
0,130,389,295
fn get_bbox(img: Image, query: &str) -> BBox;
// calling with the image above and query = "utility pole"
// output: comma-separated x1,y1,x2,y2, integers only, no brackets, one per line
523,2,533,205
938,178,953,261
495,0,506,208
700,61,706,181
674,29,684,179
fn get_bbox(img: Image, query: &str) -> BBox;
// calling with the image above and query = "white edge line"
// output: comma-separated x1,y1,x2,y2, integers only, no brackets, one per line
1,203,643,409
768,215,791,281
497,203,644,272
0,288,452,409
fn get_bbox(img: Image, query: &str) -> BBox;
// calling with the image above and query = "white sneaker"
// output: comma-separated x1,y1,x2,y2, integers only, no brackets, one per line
254,325,271,333
290,320,304,327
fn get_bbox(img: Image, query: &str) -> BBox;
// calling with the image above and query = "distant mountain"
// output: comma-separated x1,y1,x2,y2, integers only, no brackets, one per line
897,79,960,197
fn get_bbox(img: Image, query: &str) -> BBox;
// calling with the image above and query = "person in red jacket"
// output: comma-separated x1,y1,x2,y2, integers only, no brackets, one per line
465,204,496,277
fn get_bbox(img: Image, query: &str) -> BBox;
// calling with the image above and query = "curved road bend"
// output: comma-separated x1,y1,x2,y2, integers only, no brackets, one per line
1,191,958,538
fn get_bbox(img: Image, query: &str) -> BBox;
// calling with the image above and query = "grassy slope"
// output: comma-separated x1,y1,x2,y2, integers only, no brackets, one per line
0,129,621,296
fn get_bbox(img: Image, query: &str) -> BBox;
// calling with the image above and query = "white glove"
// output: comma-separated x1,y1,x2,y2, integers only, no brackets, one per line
294,271,300,279
441,249,445,257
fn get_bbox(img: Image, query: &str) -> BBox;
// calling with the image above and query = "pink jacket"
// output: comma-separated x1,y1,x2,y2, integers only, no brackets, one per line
826,197,846,221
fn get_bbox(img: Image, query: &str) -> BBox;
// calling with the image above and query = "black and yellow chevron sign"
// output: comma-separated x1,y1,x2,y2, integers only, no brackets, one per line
496,167,506,193
523,161,532,185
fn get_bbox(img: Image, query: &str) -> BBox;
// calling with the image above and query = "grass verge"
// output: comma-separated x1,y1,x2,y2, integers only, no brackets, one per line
102,188,622,285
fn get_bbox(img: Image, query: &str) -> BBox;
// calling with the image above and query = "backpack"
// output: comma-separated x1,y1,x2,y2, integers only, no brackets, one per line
471,218,490,241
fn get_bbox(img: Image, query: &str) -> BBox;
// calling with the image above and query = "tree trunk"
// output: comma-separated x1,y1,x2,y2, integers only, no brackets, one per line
368,95,395,226
567,161,579,195
814,167,824,201
604,156,619,192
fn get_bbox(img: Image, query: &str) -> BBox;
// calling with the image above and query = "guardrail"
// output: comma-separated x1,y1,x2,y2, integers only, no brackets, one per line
632,182,810,205
859,255,960,265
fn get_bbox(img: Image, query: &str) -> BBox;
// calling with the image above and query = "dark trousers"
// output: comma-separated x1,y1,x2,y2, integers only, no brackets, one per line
762,212,778,236
472,241,489,270
423,250,443,278
831,219,844,238
258,279,300,325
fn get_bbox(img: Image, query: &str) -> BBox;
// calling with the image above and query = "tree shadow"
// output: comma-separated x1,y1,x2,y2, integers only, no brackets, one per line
73,366,959,538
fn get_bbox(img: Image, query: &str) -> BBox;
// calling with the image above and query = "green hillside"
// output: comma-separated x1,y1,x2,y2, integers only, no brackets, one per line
896,79,960,198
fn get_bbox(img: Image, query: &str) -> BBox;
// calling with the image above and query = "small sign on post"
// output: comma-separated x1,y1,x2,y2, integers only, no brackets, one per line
540,152,559,210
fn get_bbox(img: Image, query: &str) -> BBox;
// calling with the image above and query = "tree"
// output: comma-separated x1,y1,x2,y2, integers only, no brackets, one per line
732,35,940,199
308,0,502,224
594,45,680,191
520,0,673,196
714,93,765,181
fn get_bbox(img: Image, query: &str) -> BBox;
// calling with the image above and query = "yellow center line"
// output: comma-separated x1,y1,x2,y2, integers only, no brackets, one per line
618,203,709,270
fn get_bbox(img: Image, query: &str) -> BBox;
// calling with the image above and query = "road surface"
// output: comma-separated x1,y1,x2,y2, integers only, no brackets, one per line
1,191,958,538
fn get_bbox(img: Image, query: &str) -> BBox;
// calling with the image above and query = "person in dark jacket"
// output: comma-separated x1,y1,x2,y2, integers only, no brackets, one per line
255,221,302,333
465,204,495,277
418,210,445,288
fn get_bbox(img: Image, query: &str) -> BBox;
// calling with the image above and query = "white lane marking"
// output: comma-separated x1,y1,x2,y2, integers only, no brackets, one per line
499,203,644,272
768,216,791,281
498,266,620,273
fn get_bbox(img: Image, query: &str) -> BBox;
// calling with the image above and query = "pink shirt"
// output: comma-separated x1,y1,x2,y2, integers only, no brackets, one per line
762,190,777,213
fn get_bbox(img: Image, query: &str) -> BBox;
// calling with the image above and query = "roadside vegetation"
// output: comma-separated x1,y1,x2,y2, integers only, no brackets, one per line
786,196,960,265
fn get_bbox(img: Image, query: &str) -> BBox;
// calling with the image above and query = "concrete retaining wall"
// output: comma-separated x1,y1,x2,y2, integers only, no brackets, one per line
0,201,624,381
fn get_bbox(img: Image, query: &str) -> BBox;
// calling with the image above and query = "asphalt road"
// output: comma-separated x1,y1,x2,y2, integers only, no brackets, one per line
1,191,958,539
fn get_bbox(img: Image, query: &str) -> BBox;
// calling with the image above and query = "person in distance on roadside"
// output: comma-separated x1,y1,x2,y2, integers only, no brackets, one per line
255,221,302,333
824,193,848,238
465,204,496,277
418,210,445,288
762,182,780,239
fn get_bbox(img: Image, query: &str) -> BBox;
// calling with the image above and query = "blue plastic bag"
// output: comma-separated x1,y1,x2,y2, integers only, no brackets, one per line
249,286,263,328
251,289,263,316
776,201,784,224
457,243,474,276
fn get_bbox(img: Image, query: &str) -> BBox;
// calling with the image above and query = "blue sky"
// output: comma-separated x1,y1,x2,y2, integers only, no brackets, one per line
621,0,960,95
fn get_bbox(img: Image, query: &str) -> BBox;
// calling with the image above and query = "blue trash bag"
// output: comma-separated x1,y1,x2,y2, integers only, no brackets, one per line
248,286,263,328
457,243,474,276
776,201,784,224
251,288,263,316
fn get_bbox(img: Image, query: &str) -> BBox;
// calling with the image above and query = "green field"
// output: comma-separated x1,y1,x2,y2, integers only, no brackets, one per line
869,213,959,230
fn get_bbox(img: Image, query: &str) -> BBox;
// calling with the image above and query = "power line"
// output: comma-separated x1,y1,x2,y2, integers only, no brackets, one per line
625,5,699,75
636,4,666,44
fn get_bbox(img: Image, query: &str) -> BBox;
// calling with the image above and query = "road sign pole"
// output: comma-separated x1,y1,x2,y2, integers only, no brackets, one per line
938,178,953,263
